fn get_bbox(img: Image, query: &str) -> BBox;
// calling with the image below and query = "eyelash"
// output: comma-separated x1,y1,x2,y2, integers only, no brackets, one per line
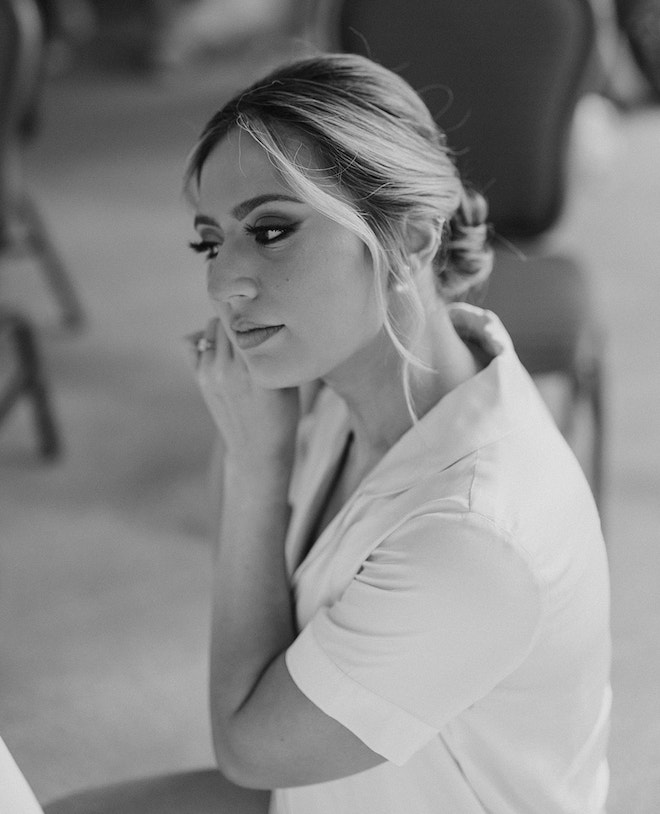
188,240,219,260
189,223,296,260
244,223,296,245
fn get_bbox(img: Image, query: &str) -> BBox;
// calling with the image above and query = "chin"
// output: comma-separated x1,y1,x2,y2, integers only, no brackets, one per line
245,354,328,390
244,362,306,390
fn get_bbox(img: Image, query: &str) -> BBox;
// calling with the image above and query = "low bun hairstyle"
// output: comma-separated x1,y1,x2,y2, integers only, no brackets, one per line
185,52,493,391
437,187,493,298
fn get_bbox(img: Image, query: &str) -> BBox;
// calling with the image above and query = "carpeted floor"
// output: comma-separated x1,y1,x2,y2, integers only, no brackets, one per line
1,53,659,812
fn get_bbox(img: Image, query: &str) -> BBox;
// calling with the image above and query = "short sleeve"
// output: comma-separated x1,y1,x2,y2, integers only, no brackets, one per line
285,511,543,765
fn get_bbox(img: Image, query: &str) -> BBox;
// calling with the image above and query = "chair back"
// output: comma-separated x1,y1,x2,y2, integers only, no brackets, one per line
315,0,595,238
0,0,44,240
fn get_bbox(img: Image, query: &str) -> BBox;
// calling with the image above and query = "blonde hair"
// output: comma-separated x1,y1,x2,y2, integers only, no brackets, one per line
185,53,493,404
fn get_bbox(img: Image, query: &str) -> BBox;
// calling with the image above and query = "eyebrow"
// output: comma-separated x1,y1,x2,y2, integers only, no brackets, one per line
194,194,304,229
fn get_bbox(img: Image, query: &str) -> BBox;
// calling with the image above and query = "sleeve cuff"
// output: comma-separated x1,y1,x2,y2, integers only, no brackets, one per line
285,622,438,766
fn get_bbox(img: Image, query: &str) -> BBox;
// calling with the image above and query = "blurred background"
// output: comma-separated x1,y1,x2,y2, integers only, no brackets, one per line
1,0,659,811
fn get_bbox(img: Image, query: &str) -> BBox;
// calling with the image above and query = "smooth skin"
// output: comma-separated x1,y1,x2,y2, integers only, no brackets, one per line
186,129,483,791
190,130,392,789
44,128,483,813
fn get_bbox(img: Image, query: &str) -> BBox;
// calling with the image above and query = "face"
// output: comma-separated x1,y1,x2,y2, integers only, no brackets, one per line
191,129,386,388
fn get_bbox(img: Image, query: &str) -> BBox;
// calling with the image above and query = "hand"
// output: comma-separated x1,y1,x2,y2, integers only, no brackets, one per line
185,318,300,474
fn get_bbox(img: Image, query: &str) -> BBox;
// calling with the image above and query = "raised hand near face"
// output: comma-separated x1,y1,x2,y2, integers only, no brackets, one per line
186,317,300,473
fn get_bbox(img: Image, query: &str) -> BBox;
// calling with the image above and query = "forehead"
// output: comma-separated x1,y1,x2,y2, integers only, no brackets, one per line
197,129,309,212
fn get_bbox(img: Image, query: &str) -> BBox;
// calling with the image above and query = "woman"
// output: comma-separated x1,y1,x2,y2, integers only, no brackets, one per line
46,53,611,814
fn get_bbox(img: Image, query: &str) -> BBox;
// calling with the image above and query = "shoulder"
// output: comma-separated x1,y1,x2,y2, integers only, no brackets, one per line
364,503,545,620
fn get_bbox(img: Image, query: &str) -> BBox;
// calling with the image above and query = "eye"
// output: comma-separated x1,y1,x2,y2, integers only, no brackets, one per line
189,239,220,260
245,223,297,245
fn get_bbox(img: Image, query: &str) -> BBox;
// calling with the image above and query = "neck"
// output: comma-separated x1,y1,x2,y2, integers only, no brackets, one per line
322,298,484,477
323,328,410,458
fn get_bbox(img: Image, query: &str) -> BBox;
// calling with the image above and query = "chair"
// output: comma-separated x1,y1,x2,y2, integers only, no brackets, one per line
0,0,85,329
0,306,60,458
616,0,660,100
1,0,72,457
308,0,606,509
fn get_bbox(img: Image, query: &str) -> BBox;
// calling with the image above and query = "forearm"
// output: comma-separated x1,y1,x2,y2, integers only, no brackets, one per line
209,457,296,764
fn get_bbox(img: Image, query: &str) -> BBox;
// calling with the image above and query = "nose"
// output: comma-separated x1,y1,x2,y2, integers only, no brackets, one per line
207,262,259,304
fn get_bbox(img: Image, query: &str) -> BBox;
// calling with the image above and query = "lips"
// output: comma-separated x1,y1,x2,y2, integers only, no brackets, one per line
232,322,284,350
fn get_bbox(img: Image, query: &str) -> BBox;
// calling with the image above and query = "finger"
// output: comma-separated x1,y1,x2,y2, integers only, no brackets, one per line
183,329,205,368
199,318,233,382
198,317,220,365
183,330,205,344
206,317,234,364
194,318,222,371
204,318,217,342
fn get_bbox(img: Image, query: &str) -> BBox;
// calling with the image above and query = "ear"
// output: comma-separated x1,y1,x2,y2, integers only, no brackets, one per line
404,217,442,274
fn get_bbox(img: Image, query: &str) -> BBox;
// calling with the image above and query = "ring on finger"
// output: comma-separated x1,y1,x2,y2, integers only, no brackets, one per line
196,337,216,354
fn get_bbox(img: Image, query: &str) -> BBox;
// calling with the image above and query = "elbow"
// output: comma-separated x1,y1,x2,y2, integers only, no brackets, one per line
214,742,252,788
212,721,246,786
212,719,270,789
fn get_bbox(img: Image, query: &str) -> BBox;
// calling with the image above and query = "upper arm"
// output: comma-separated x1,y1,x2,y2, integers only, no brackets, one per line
221,511,542,788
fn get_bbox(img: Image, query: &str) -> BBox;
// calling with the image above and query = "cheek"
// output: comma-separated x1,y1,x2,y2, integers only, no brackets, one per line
294,234,376,307
298,275,383,358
